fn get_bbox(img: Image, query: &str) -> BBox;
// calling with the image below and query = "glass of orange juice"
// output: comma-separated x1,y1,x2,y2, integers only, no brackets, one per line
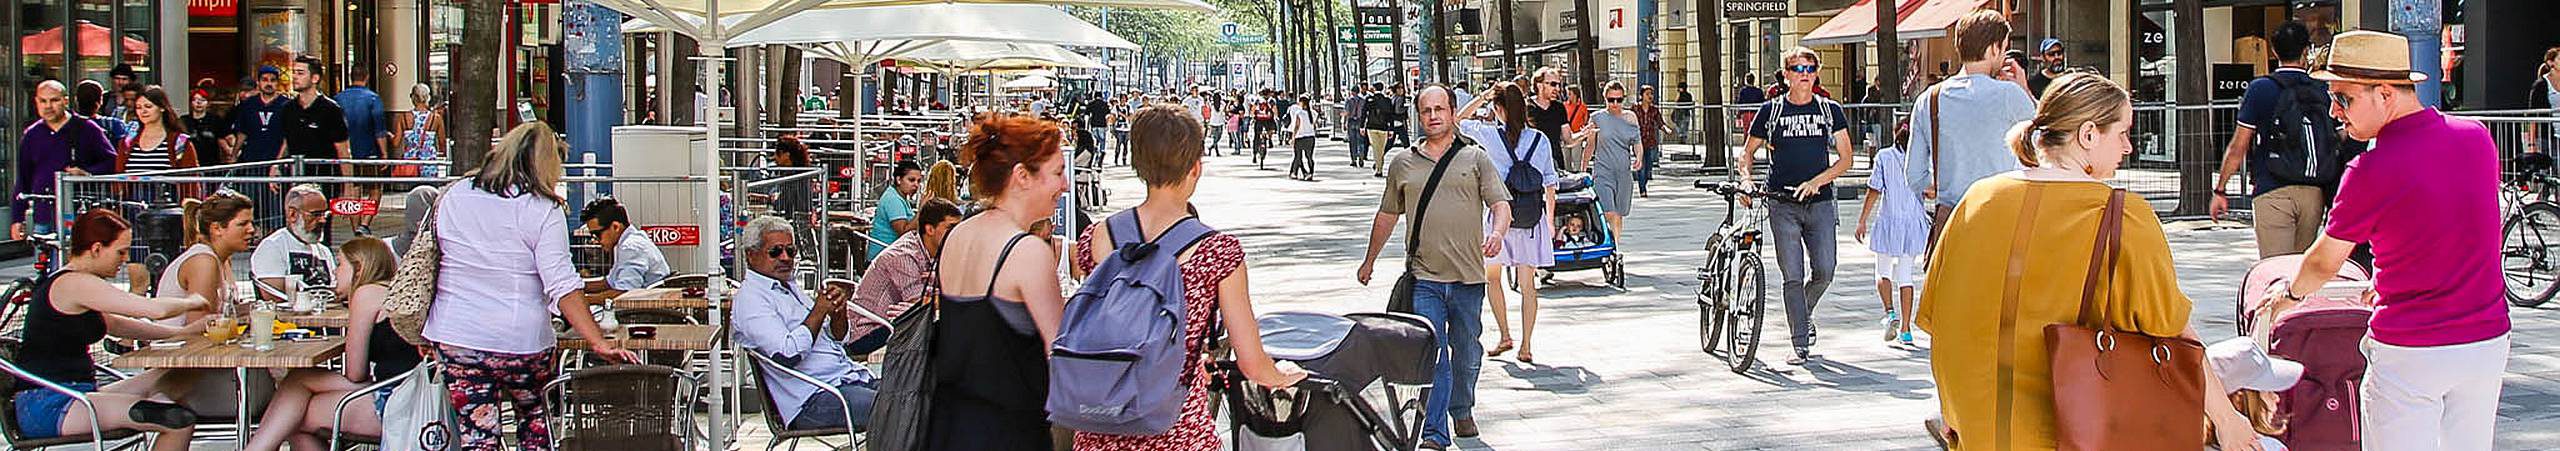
204,316,240,343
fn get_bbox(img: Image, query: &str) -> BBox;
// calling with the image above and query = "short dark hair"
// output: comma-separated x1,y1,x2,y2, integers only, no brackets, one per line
110,64,136,80
294,55,324,76
1952,9,2013,62
1129,105,1204,187
580,198,630,228
892,161,923,179
2272,22,2313,62
917,199,964,229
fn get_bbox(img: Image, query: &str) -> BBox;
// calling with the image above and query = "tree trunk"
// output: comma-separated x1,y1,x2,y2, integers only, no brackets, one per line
1572,0,1599,100
1498,0,1517,79
451,0,503,175
2173,0,2210,216
1875,0,1901,104
1695,0,1725,169
671,33,700,125
778,46,803,129
1263,5,1281,88
1323,0,1343,99
1428,0,1446,84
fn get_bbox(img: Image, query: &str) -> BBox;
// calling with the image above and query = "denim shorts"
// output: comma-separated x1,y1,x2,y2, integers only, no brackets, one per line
13,383,100,438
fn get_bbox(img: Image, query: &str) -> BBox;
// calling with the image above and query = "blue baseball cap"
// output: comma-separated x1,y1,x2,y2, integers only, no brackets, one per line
256,66,280,76
2039,38,2064,53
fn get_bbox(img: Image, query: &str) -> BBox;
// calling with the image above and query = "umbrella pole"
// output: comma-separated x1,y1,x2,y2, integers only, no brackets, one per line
695,1,732,445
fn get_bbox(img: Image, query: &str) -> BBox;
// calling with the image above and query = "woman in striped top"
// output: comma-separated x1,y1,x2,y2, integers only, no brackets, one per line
118,85,197,173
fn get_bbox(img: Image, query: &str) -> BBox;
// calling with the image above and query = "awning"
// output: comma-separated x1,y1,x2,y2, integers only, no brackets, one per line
1472,40,1576,59
1800,0,1990,47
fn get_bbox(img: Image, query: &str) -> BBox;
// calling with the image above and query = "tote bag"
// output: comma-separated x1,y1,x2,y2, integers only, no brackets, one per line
380,364,460,451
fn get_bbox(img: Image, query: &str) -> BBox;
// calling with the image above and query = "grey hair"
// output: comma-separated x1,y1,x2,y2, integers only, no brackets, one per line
35,79,66,95
737,215,795,253
286,184,326,205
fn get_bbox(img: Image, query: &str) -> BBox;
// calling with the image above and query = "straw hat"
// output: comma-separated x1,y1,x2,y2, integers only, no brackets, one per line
2312,30,2428,85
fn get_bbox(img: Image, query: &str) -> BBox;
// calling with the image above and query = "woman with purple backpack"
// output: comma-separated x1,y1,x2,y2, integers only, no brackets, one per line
1065,105,1308,450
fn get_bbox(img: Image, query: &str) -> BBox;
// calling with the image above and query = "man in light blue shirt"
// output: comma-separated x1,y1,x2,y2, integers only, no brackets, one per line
580,199,670,297
868,162,923,261
1906,11,2040,227
732,216,877,431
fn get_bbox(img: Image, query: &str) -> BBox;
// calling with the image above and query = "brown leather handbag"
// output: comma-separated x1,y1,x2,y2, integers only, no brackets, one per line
2047,189,2209,450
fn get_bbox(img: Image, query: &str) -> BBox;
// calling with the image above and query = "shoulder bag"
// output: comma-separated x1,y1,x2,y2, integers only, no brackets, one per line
2046,189,2208,450
383,182,459,344
1387,145,1464,314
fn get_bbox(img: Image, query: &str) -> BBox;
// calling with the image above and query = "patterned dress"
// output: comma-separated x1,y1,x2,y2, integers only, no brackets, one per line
1069,228,1244,451
402,112,443,177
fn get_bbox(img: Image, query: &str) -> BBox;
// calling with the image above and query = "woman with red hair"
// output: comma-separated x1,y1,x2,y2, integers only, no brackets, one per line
924,114,1072,451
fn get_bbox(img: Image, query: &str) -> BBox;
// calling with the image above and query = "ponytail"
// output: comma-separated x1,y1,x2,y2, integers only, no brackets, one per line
182,194,254,248
2005,122,2040,168
181,198,204,247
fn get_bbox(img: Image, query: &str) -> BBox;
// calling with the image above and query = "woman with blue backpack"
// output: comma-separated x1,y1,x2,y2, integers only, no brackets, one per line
1469,81,1559,366
1056,104,1309,450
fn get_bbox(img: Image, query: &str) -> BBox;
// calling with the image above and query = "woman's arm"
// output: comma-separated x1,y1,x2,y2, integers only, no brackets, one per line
55,274,204,320
341,285,390,383
1855,190,1880,243
1216,260,1308,388
2192,327,2264,451
104,314,203,341
1010,239,1069,347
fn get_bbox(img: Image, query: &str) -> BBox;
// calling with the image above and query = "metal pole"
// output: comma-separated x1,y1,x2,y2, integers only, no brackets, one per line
2392,0,2445,106
694,1,730,446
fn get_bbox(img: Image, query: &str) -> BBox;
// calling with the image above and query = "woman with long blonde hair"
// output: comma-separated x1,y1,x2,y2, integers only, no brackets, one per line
241,237,419,451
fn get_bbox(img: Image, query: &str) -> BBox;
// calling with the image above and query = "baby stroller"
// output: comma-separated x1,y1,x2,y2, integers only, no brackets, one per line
2235,254,2374,451
1215,311,1436,451
1541,173,1625,288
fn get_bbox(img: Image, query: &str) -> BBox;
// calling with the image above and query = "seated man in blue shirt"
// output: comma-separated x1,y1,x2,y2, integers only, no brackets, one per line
731,216,878,431
580,198,672,298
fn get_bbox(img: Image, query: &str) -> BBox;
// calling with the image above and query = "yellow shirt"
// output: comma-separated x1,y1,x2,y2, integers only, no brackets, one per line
1915,176,2194,451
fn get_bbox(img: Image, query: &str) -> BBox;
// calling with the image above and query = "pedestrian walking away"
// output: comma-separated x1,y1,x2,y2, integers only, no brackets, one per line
1908,12,2041,261
1288,94,1319,181
1458,81,1557,366
1739,47,1857,367
2268,30,2512,451
2212,21,2350,259
1357,84,1513,450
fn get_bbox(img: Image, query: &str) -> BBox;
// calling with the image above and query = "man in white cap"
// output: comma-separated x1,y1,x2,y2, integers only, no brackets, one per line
2267,30,2509,451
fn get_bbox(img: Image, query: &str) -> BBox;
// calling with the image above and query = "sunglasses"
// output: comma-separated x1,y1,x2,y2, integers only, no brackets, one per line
1786,64,1820,74
1605,96,1625,103
766,245,799,259
1541,81,1564,87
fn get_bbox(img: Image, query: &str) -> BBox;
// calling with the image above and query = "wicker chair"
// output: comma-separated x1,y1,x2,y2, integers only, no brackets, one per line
742,352,864,451
0,338,148,450
540,364,701,451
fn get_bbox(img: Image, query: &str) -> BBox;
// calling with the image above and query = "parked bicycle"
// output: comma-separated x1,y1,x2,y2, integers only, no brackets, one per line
2503,153,2560,308
3,193,63,333
1693,180,1772,374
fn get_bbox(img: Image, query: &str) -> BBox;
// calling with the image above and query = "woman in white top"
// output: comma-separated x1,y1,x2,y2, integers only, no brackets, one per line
423,122,636,450
156,194,256,325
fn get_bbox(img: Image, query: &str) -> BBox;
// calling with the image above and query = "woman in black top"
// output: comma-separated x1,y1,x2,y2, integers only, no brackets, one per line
14,209,209,449
184,88,233,166
925,114,1072,451
241,237,419,451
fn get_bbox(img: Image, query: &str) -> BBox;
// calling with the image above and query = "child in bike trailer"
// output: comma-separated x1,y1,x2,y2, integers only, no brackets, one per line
1856,123,1927,349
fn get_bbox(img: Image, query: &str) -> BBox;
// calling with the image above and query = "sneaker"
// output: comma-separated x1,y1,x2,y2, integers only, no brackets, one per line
1899,332,1917,348
1787,348,1811,366
1882,310,1900,342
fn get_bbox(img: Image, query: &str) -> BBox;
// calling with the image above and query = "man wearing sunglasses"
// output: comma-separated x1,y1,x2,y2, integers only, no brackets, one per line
733,215,882,432
2271,30,2510,451
1738,47,1857,366
252,183,337,302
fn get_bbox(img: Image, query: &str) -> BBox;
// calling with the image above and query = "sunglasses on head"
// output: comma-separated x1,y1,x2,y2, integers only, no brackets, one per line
766,245,798,259
1786,64,1820,74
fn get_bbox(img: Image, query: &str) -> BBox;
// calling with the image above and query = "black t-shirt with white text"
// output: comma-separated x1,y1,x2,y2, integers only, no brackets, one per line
1747,97,1850,202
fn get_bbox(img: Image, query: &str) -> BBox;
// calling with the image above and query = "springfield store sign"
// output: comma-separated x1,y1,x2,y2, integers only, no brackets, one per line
1724,0,1789,18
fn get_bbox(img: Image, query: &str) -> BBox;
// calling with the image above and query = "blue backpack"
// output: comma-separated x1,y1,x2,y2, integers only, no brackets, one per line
1047,211,1219,435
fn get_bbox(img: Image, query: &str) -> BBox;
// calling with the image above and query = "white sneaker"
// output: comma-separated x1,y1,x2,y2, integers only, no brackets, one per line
1881,310,1900,342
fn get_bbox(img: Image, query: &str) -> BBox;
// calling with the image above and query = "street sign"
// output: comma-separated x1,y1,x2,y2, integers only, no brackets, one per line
1357,7,1397,26
640,225,702,246
1336,26,1396,44
1724,0,1788,19
327,198,377,216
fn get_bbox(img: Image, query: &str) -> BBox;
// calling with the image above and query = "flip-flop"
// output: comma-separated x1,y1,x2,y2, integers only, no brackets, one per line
1487,338,1515,357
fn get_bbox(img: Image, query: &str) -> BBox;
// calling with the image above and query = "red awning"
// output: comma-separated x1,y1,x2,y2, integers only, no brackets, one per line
1800,0,1991,47
19,21,150,58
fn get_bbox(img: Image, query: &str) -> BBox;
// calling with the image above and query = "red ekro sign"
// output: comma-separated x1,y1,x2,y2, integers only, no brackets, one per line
328,198,378,216
639,225,702,246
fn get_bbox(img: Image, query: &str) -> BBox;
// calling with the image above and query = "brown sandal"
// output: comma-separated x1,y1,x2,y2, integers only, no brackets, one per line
1487,338,1515,357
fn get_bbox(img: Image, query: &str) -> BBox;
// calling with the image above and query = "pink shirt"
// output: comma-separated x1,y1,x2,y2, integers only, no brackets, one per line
2324,108,2512,347
423,183,580,354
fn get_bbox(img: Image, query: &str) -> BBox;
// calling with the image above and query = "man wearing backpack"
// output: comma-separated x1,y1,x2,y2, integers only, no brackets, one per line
1740,47,1859,367
1357,85,1512,450
2212,22,2345,259
1367,82,1406,177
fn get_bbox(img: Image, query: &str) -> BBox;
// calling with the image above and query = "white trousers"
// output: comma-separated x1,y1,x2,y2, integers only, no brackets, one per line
2360,334,2508,451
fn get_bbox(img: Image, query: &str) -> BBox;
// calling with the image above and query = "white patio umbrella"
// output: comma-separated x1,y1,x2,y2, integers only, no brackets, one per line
588,0,1201,444
999,74,1060,90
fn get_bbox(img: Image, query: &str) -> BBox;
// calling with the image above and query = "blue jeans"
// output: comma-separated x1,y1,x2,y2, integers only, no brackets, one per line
786,379,879,430
1766,199,1839,351
1346,124,1369,164
1411,280,1485,445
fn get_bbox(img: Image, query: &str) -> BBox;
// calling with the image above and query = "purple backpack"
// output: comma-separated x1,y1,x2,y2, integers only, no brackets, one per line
1047,211,1218,435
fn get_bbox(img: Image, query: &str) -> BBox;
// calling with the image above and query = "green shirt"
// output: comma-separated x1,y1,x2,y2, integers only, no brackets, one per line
869,190,914,261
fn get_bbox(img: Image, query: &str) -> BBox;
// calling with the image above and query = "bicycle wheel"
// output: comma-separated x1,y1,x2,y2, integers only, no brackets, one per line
2504,203,2560,307
1728,256,1768,374
1697,251,1727,354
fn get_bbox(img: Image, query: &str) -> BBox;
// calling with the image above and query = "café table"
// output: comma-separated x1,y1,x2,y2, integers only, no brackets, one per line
601,288,730,310
557,324,724,352
277,308,352,329
115,337,346,447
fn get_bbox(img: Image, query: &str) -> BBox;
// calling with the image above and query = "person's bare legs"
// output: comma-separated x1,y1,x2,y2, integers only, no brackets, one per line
1897,285,1917,339
1605,212,1626,248
1515,264,1542,364
1484,263,1515,357
245,370,363,451
1877,278,1897,341
72,369,197,451
289,388,377,451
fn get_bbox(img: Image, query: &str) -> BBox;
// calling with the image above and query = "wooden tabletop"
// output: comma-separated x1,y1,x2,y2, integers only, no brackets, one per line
558,324,722,351
115,337,346,369
603,288,727,310
278,309,352,329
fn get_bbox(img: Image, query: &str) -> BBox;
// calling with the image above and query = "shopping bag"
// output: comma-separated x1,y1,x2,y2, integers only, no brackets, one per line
380,365,459,451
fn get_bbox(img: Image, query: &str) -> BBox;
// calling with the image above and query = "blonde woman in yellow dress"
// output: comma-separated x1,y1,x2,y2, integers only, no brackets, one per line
1915,73,2259,451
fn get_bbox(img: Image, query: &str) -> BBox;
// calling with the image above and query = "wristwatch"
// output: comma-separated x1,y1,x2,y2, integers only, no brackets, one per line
2276,287,2307,303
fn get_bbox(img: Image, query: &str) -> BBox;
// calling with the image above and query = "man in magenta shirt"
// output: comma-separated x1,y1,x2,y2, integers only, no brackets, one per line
2272,31,2508,451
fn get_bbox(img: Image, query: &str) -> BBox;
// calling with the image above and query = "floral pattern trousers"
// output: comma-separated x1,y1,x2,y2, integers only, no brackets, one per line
435,344,557,450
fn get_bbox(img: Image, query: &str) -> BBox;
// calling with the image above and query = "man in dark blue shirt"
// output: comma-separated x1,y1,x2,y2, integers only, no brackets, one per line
232,66,290,164
1738,47,1857,366
337,67,391,234
2211,21,2343,258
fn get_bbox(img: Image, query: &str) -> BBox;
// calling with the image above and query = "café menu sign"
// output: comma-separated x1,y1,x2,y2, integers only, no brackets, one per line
1725,0,1789,18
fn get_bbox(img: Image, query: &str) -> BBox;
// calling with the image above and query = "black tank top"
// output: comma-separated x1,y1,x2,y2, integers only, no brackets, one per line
368,315,422,380
21,272,106,386
930,234,1047,412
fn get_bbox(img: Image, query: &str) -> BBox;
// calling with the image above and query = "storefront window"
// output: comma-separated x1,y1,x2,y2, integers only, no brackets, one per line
250,3,307,79
424,0,466,110
115,0,154,84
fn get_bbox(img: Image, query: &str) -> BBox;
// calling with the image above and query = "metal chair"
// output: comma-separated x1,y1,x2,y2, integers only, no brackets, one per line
741,351,864,451
0,338,149,450
322,363,431,451
540,364,701,451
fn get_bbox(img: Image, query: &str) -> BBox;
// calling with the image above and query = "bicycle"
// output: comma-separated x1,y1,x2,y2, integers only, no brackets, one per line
4,193,63,331
2502,157,2560,308
1693,180,1772,374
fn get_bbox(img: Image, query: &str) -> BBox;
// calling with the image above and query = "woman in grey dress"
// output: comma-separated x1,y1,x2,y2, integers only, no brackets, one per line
1581,81,1642,241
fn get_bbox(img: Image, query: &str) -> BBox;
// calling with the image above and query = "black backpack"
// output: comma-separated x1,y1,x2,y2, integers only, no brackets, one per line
2256,75,2346,187
1488,129,1546,229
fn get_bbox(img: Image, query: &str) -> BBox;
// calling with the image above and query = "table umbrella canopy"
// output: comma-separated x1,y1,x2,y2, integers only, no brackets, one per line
886,41,1105,70
592,0,1210,17
1000,75,1059,90
20,21,149,57
622,4,1139,51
